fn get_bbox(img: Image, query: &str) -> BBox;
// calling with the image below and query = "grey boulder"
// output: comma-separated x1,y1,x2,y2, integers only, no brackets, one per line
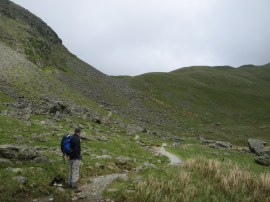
0,144,40,160
248,138,270,155
255,154,270,166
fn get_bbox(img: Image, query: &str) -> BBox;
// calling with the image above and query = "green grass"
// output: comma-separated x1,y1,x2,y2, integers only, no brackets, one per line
166,141,269,174
0,110,167,201
128,65,270,145
1,5,270,202
106,156,270,202
0,91,15,110
105,137,269,202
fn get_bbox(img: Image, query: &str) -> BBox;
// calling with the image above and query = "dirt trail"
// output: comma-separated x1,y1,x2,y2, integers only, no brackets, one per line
76,173,127,202
154,143,183,165
108,111,112,117
74,143,182,201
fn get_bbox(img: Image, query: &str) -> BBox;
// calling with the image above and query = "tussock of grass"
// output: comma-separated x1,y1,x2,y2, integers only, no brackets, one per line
133,158,270,202
185,158,270,201
136,169,195,202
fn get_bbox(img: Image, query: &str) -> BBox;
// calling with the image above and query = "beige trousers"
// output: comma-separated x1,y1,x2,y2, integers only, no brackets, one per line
69,159,80,187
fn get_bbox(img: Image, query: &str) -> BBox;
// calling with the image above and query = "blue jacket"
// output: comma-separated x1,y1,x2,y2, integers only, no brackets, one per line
70,134,81,160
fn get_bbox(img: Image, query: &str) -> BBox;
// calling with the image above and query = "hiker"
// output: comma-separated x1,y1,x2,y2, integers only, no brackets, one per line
68,128,82,191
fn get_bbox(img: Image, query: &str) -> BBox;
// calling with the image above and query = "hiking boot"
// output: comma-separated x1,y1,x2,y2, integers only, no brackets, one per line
73,186,82,193
70,183,82,193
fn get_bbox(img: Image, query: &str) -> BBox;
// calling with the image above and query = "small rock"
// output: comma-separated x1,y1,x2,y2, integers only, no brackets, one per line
14,135,24,142
126,124,143,135
34,156,49,163
248,138,269,155
0,144,40,160
78,124,84,129
172,137,185,142
115,156,134,164
92,116,101,124
255,154,270,166
14,176,27,184
7,168,23,173
199,136,232,149
49,198,54,202
143,162,157,168
96,136,109,141
172,142,180,147
125,190,136,194
39,121,46,125
215,141,232,149
32,134,48,142
0,158,13,166
96,155,112,160
56,187,65,193
77,194,87,200
71,197,78,201
2,110,8,116
133,166,143,173
152,131,158,135
106,189,119,193
57,184,63,187
100,149,108,154
94,162,105,169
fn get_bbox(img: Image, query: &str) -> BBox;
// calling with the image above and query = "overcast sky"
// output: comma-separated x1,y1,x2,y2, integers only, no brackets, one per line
12,0,270,76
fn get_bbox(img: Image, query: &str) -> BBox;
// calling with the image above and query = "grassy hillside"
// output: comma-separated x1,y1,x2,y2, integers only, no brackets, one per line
0,0,144,126
126,64,270,145
0,1,269,201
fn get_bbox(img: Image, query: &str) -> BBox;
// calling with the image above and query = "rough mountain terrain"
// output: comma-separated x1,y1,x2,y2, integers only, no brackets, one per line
0,0,270,201
1,0,270,143
0,0,152,133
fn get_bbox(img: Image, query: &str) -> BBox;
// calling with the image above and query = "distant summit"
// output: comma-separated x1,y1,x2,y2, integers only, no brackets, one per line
0,0,61,44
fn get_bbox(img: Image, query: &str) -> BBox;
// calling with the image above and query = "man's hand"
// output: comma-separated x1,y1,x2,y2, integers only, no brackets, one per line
66,155,70,160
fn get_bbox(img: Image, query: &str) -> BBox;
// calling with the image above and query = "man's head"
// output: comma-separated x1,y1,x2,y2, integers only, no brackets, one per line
75,128,81,135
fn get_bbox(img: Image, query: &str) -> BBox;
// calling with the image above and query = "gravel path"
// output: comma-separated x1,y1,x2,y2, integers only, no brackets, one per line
154,144,183,165
76,173,127,202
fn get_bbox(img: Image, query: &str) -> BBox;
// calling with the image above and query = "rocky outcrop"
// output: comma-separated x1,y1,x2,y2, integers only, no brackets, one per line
0,144,40,160
248,138,270,156
0,158,13,166
199,136,232,149
114,156,135,170
248,139,270,166
0,0,61,44
96,136,109,141
126,124,144,135
255,154,270,166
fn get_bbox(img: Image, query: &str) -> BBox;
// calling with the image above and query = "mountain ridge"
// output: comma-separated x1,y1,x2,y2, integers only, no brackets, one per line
1,0,270,144
0,1,270,201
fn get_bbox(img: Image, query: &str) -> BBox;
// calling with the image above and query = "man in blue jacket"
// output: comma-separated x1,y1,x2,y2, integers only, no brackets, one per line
69,128,82,191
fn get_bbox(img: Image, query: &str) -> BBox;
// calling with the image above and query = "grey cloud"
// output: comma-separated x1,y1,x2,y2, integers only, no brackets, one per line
12,0,270,75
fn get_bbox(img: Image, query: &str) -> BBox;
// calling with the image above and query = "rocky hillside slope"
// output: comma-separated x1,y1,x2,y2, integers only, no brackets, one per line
0,0,153,133
1,0,270,145
0,1,269,201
